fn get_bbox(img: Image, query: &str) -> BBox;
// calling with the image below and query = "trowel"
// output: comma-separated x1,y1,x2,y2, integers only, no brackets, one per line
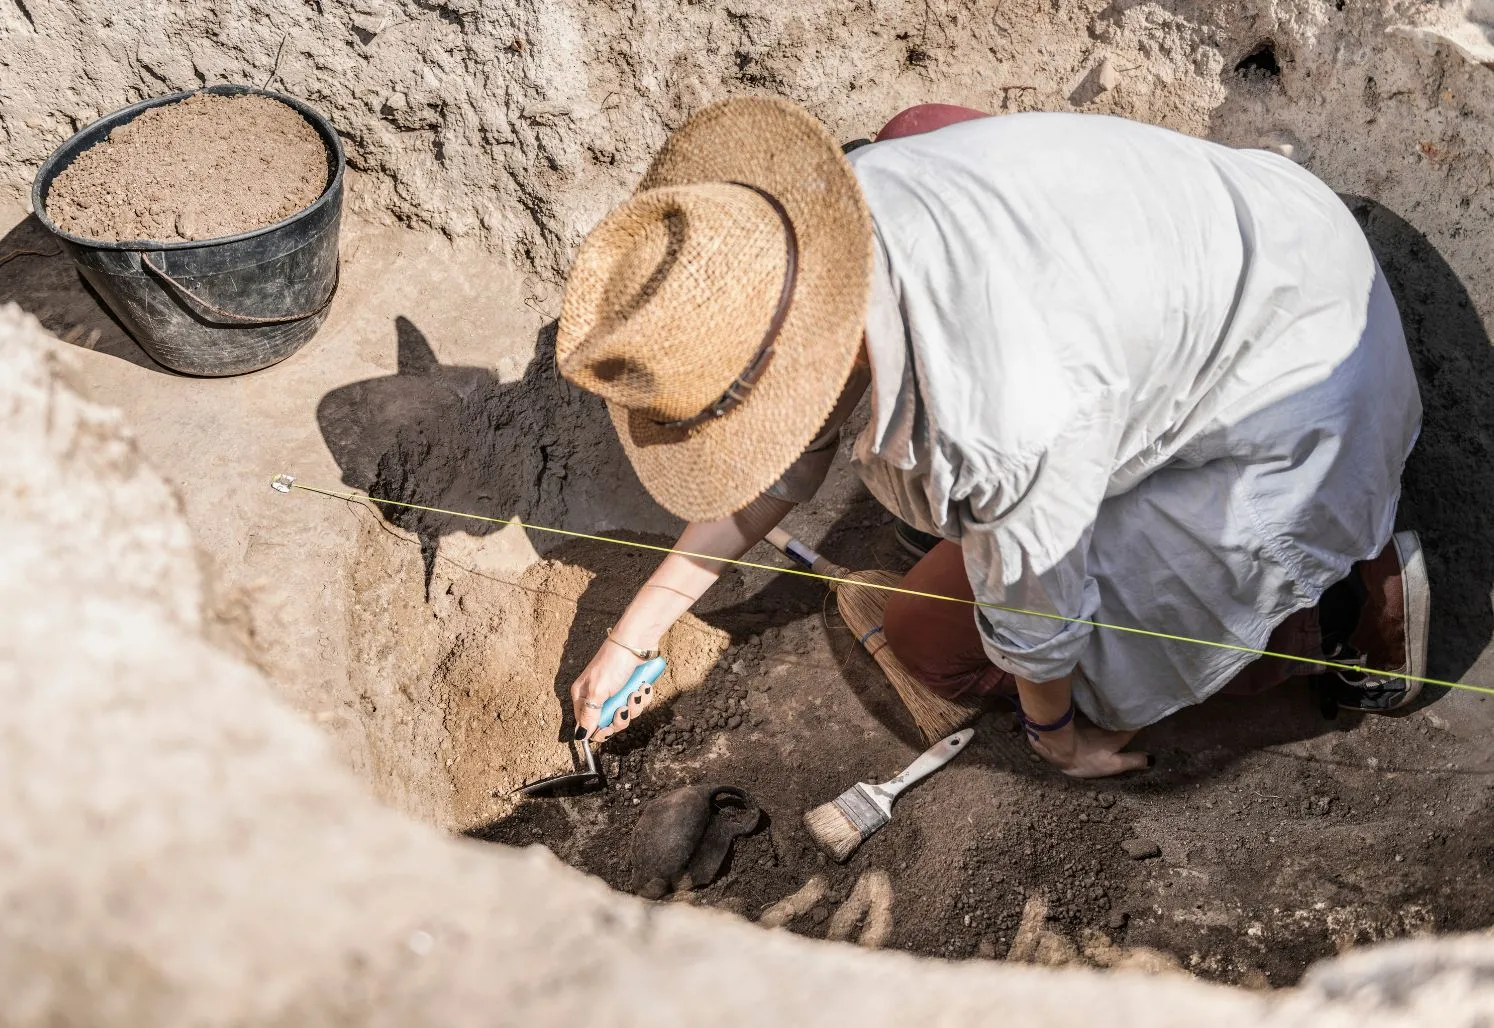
514,656,668,798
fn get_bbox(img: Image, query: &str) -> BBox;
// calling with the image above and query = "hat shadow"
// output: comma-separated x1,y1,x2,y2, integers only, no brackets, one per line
317,315,888,753
315,316,667,597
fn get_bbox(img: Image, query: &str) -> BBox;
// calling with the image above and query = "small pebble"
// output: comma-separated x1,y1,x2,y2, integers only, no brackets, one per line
1095,56,1120,92
1121,838,1161,860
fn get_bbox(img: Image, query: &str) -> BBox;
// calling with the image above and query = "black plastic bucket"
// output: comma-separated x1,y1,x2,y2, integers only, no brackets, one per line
30,84,345,377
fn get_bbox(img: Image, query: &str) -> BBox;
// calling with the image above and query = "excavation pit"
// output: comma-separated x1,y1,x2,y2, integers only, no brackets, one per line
5,0,1494,1016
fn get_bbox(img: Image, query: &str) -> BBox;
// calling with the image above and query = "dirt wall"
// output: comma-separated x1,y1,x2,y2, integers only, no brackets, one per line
0,0,1199,277
9,0,1484,283
11,300,1494,1026
8,0,1494,1006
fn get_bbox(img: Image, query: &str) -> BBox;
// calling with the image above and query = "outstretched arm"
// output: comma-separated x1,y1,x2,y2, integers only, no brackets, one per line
571,493,794,742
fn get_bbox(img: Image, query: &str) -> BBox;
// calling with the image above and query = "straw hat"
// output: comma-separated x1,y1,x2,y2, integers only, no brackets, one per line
556,97,873,522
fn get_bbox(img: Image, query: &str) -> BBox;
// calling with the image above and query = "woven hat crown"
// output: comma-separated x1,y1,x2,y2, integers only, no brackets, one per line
557,182,789,424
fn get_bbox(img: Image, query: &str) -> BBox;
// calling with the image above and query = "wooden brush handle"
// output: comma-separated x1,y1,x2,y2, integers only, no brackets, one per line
764,527,847,579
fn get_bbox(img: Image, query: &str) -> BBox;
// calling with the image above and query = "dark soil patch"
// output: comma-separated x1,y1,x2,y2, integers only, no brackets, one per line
469,500,1494,988
46,92,326,243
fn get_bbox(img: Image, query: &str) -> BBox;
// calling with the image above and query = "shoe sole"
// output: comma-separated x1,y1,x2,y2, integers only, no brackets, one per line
1392,529,1430,708
896,535,933,560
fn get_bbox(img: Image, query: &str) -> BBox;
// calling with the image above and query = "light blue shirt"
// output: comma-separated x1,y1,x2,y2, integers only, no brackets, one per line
773,112,1420,729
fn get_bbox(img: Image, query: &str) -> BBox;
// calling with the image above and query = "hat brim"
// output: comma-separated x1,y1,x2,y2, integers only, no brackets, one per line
602,97,873,523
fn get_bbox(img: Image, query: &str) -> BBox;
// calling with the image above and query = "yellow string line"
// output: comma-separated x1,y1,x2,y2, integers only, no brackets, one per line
278,476,1494,698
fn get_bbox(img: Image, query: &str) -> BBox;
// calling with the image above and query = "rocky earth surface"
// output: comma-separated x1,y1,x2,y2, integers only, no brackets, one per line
8,0,1494,1019
2,0,1493,285
479,520,1494,987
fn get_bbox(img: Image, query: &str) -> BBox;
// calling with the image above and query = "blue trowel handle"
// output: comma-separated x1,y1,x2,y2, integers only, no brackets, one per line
598,656,667,729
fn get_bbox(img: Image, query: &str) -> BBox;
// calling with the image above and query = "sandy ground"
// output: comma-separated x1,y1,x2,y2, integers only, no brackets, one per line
5,160,1494,986
0,192,674,824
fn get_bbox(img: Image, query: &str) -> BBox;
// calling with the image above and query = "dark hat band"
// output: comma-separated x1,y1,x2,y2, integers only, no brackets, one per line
652,182,799,431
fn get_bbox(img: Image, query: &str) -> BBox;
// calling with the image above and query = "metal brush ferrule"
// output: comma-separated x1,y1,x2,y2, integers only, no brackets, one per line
837,784,890,834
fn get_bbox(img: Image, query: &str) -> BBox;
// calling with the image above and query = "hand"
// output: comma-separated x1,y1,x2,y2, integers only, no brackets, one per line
570,639,656,743
1028,719,1149,779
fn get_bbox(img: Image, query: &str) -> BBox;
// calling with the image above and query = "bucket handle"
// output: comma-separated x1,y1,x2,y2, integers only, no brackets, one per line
141,251,340,327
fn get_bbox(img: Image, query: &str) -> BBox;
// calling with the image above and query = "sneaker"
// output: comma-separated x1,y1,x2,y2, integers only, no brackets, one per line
894,520,942,560
1323,530,1431,713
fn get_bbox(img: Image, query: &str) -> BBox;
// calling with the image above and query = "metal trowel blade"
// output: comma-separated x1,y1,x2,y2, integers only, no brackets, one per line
513,769,606,798
512,744,606,798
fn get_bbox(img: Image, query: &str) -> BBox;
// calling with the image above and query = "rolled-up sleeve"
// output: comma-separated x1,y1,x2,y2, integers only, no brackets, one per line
961,522,1099,682
951,397,1119,683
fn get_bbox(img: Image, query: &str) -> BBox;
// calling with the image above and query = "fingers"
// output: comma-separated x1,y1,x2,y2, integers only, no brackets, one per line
1063,748,1152,779
569,649,661,744
571,645,636,743
572,685,603,742
592,704,630,743
634,678,657,718
590,683,646,743
1107,749,1151,775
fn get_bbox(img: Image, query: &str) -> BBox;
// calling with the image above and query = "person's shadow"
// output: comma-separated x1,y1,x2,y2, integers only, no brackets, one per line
1345,196,1494,692
317,316,911,745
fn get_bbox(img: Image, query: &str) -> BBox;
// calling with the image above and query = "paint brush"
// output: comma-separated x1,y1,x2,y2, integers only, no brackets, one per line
803,728,975,862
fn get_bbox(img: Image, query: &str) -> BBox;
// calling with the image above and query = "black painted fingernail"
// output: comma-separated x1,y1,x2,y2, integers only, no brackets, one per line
618,710,629,721
574,726,588,741
632,693,642,704
1145,754,1156,769
644,686,652,696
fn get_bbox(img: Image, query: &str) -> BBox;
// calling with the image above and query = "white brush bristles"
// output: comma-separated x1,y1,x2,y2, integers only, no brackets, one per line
804,796,872,862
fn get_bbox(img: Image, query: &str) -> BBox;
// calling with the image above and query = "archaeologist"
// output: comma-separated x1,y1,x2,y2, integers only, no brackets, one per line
552,98,1426,779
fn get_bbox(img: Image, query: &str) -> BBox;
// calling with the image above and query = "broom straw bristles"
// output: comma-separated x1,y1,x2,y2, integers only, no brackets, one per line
829,569,980,743
803,797,869,863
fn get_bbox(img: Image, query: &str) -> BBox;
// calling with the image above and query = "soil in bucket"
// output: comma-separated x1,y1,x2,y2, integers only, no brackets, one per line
45,92,327,243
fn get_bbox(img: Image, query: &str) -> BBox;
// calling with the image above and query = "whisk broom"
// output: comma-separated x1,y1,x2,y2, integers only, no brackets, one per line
765,527,979,743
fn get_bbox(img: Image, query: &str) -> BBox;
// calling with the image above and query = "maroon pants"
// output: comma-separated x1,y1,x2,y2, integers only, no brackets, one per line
881,542,1323,702
872,104,1324,703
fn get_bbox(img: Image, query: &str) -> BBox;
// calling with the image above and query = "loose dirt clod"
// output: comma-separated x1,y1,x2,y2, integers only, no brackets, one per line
46,93,326,243
824,869,894,948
